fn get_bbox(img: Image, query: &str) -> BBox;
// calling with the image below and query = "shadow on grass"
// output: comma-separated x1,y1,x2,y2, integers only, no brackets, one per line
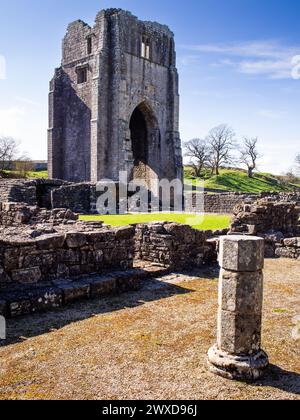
0,268,217,347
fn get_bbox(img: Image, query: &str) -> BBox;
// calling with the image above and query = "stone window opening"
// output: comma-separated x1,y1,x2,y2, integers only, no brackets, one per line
77,67,88,84
87,36,92,55
141,36,151,60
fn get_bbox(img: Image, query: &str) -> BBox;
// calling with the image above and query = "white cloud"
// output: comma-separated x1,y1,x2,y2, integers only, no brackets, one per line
181,40,300,79
238,59,292,79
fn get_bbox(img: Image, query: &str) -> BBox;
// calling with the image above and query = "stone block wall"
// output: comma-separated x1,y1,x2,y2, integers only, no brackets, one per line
230,200,300,236
0,180,37,205
0,202,78,227
185,192,256,214
261,233,300,260
0,225,135,290
0,179,69,209
51,183,92,213
134,222,217,269
186,191,300,215
275,238,300,259
229,199,300,260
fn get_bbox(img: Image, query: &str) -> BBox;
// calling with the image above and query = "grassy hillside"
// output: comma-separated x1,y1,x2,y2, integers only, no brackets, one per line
185,168,300,193
3,168,299,194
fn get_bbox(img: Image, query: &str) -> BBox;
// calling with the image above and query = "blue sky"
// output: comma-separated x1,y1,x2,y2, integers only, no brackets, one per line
0,0,300,174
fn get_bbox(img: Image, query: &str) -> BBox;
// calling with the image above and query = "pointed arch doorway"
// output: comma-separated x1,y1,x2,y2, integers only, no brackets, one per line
129,101,160,186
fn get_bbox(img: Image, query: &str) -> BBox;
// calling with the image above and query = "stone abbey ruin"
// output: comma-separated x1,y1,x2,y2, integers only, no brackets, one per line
0,9,299,388
48,8,183,185
0,175,299,321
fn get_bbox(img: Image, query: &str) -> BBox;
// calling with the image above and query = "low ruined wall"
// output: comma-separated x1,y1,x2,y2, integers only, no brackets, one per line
275,238,300,259
0,179,69,209
135,222,217,269
259,191,300,204
0,218,221,317
230,200,300,236
0,225,135,290
202,193,256,214
186,191,300,215
0,180,37,205
261,233,300,259
51,183,92,213
0,202,78,227
2,179,300,215
186,192,260,214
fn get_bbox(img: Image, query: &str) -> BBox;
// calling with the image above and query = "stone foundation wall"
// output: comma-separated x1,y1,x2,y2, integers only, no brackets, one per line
0,179,69,209
185,192,256,214
262,233,300,259
229,199,300,260
51,183,92,213
186,191,300,214
230,200,300,236
2,179,300,215
0,213,222,317
0,202,78,227
0,225,135,290
0,180,37,205
275,238,300,259
134,222,217,269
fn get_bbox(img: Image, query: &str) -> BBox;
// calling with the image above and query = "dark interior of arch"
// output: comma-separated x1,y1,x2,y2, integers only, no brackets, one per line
130,106,148,165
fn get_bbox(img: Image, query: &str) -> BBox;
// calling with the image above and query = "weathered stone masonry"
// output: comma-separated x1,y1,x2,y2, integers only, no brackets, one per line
0,205,220,317
0,219,135,286
135,222,219,269
187,191,300,214
208,236,269,381
48,8,183,185
2,179,299,215
230,199,300,259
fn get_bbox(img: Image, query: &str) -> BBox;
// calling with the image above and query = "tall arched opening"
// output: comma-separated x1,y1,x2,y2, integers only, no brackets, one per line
129,102,160,185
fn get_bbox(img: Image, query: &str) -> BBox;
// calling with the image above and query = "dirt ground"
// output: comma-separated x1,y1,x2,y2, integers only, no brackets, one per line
0,259,299,400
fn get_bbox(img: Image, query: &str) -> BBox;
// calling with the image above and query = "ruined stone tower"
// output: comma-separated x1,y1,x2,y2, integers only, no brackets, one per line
48,8,183,185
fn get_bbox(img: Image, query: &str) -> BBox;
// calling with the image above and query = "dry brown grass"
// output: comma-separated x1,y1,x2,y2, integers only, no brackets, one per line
0,259,299,400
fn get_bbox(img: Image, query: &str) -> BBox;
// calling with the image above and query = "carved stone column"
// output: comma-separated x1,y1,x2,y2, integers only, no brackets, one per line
208,235,269,381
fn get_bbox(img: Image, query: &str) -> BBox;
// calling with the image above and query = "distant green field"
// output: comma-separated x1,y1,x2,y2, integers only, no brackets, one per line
3,170,48,179
80,213,231,231
26,170,48,179
185,168,299,193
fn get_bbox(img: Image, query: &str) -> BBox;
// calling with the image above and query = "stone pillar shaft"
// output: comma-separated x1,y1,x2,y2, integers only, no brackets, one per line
208,235,269,381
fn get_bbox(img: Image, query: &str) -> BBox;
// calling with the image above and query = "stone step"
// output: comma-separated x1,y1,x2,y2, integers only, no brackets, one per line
0,263,170,318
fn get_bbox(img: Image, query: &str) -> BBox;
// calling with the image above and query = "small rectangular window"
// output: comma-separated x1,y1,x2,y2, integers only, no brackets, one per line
141,36,150,60
87,36,92,55
77,68,87,84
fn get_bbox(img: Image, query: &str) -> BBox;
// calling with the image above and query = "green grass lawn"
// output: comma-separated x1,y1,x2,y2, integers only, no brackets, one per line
185,168,299,193
80,213,231,231
26,170,48,179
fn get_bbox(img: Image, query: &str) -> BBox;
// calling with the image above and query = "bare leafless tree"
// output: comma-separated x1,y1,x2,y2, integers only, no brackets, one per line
206,125,236,175
0,136,19,172
184,138,209,177
240,137,262,178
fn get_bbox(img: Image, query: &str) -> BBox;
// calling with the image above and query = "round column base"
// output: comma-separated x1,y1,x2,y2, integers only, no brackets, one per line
207,345,269,382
